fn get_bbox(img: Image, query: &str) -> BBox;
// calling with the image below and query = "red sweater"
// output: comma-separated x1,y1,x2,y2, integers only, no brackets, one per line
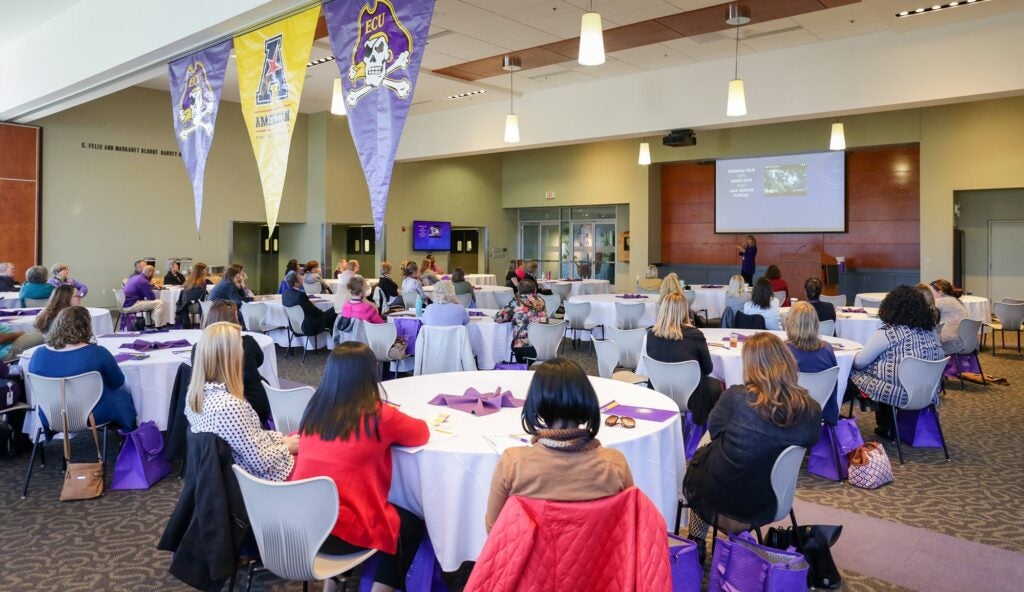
290,405,429,553
769,278,791,307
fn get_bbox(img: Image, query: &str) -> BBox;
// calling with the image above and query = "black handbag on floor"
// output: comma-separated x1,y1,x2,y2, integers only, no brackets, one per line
766,524,843,589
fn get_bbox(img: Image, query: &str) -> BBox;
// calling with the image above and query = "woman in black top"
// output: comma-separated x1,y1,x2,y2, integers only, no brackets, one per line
176,263,210,328
683,332,820,559
377,261,400,303
164,260,186,286
645,292,722,425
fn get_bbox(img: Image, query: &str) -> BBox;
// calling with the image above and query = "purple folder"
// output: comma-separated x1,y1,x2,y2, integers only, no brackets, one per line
429,387,525,417
600,401,678,423
468,311,486,317
721,334,749,343
0,308,42,315
119,339,191,352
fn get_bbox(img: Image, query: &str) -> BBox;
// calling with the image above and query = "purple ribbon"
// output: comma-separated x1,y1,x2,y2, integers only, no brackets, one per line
119,339,191,352
428,387,524,417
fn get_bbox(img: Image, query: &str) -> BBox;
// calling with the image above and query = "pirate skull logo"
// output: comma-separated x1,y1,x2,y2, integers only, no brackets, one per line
346,1,414,107
178,62,215,141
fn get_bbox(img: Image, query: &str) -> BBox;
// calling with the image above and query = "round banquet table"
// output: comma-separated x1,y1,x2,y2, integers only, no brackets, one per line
0,292,21,308
465,274,497,287
424,284,514,310
252,295,336,350
567,293,657,334
689,285,728,320
157,287,181,326
779,306,882,345
1,306,114,336
384,309,513,371
539,278,611,297
19,330,279,431
383,370,685,572
855,292,991,325
637,328,861,414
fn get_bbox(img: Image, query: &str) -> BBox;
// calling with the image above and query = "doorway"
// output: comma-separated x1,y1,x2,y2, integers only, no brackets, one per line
449,227,481,274
988,220,1024,301
229,222,280,296
957,189,1024,301
331,224,376,278
519,206,618,282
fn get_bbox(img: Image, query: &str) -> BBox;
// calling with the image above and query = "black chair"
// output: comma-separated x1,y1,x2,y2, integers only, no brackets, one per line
733,311,767,330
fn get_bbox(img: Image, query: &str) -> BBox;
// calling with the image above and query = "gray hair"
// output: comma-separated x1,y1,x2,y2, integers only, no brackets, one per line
285,271,300,287
432,280,457,305
26,265,48,283
50,262,68,276
0,262,12,276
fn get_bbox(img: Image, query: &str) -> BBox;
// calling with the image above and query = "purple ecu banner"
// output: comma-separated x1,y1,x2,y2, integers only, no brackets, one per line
168,39,232,236
324,0,435,239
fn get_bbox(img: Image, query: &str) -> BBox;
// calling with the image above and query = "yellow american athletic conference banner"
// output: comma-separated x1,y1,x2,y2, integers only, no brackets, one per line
235,6,319,231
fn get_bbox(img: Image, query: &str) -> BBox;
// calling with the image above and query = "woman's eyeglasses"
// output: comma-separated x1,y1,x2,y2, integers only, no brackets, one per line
604,415,636,429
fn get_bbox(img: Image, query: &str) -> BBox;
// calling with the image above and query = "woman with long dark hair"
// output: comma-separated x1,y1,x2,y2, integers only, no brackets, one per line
290,343,428,592
741,278,782,330
736,235,757,285
33,284,80,335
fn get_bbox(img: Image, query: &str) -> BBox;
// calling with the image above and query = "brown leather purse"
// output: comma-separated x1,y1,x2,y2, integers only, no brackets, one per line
59,378,105,502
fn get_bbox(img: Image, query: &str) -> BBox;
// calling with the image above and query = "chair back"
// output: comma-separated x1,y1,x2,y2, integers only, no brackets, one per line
303,282,322,295
284,305,307,335
364,321,399,363
232,465,376,582
614,301,646,330
113,288,126,308
239,302,268,333
797,366,840,410
456,292,474,308
414,325,477,375
402,290,419,309
200,299,214,320
563,301,592,330
540,294,561,316
593,339,619,379
859,296,884,308
720,307,735,329
26,372,104,433
772,291,787,305
896,356,949,411
818,319,835,337
332,316,367,347
25,296,50,307
683,289,696,307
956,318,982,353
263,382,315,434
733,311,766,330
550,282,572,301
604,326,646,370
769,446,807,523
820,294,847,308
643,358,700,413
527,320,566,363
992,302,1024,330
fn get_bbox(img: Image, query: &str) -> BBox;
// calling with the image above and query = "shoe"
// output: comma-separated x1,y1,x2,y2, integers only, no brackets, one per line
688,536,707,565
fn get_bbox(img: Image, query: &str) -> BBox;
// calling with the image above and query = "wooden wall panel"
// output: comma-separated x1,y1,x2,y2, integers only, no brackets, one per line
660,145,920,271
0,123,41,278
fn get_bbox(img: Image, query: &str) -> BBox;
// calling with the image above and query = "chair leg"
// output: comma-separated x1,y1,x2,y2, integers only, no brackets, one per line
754,527,764,544
954,354,965,390
21,429,43,498
302,581,309,592
227,570,236,591
244,560,256,592
891,406,905,465
932,405,951,461
675,499,684,535
301,336,309,364
828,423,844,480
789,508,802,548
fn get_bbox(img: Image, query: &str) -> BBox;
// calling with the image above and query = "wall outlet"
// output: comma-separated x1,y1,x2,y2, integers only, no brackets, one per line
925,257,933,264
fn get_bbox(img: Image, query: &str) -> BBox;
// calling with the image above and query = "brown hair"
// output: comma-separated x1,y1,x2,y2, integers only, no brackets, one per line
783,301,824,352
183,262,209,290
380,261,392,275
765,264,782,280
203,300,240,328
306,260,320,274
652,292,691,340
34,284,77,333
45,306,94,349
929,279,956,297
741,332,812,428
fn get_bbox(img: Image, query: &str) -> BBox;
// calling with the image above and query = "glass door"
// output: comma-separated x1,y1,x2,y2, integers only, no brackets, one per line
572,223,595,278
539,223,561,280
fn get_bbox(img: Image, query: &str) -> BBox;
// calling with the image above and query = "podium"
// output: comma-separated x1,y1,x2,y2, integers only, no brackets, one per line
778,251,840,298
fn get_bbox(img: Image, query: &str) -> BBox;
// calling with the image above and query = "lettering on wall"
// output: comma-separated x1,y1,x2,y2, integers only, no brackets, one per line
80,141,181,157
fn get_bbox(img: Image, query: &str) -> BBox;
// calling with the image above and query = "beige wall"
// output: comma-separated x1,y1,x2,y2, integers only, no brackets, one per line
956,188,1024,300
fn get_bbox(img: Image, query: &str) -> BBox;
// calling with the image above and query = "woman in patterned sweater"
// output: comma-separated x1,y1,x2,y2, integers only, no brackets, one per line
494,278,548,363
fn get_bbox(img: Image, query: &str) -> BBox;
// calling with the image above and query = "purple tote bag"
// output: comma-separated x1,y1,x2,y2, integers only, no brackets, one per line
709,533,809,592
668,533,703,592
110,421,172,490
807,419,863,481
896,407,944,448
682,412,706,462
359,534,448,592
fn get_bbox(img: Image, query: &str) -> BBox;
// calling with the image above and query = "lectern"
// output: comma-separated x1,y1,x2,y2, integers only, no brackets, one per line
778,251,840,298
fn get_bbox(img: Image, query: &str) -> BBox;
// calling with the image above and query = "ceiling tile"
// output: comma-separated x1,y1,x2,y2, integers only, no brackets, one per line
611,44,696,70
739,27,821,52
453,15,562,49
424,31,510,61
568,56,646,77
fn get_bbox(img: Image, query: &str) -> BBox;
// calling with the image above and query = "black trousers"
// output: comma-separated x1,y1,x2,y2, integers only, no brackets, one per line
741,271,753,286
319,505,425,589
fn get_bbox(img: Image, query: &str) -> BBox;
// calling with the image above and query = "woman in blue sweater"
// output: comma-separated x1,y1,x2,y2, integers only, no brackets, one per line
27,306,137,430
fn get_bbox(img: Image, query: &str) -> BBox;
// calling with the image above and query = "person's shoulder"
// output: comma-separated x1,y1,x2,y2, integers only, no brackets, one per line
683,326,706,340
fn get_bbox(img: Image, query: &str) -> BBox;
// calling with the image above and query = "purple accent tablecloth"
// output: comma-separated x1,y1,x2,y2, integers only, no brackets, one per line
393,317,423,356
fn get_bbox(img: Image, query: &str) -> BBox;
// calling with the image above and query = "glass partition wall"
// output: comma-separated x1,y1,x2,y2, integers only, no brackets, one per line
519,206,617,283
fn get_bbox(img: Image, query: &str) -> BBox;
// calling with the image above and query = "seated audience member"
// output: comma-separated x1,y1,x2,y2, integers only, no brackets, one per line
849,286,943,439
804,278,836,322
724,274,751,313
0,358,29,438
486,358,633,531
425,254,442,275
0,262,20,292
742,279,782,330
929,279,969,354
27,306,137,430
340,276,385,325
419,259,439,287
658,273,684,303
164,260,186,286
185,321,296,481
208,265,253,312
494,278,548,363
303,260,333,294
683,333,820,561
422,280,469,326
33,285,80,336
130,259,145,277
645,293,723,425
914,283,939,323
334,259,360,310
373,261,402,312
784,301,840,423
280,259,300,294
176,262,210,327
122,265,167,327
765,264,791,307
19,265,54,305
526,260,553,295
291,343,428,592
450,267,475,306
197,301,271,425
282,271,338,335
504,261,520,292
333,260,347,279
0,323,30,361
401,261,425,303
48,263,88,297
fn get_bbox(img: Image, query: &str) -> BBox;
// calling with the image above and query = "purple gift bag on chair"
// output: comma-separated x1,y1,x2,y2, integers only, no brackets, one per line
709,533,809,592
896,407,944,448
668,533,702,592
359,534,448,592
807,418,864,481
110,421,172,490
682,412,706,462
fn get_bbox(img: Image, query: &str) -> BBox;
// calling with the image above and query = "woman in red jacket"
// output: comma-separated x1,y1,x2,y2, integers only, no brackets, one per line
290,342,429,592
765,264,791,307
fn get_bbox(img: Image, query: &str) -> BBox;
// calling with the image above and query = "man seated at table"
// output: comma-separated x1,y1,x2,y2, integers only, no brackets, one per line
0,262,20,292
282,271,337,336
123,265,167,328
804,278,836,322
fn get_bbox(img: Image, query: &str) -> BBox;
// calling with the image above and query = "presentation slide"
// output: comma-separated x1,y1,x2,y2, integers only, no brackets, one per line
715,151,845,233
412,220,451,251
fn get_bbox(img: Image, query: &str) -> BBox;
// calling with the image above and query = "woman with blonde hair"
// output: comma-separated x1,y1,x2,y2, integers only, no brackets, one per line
725,274,750,313
185,322,296,481
658,272,684,303
422,280,469,326
682,332,820,561
784,301,839,422
644,292,722,424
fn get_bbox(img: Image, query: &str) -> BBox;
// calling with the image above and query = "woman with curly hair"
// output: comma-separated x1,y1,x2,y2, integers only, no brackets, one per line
848,285,944,438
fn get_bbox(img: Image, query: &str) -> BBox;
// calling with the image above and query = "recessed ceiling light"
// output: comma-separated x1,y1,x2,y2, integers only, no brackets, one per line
445,89,487,101
896,0,989,17
306,56,336,67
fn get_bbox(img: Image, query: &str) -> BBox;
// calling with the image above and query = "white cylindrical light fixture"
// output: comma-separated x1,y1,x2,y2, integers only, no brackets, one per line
830,122,846,151
727,79,747,117
504,113,520,143
578,12,605,66
330,78,346,116
638,142,651,166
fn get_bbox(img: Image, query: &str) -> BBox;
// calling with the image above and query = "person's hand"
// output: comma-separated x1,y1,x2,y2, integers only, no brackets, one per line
283,434,299,454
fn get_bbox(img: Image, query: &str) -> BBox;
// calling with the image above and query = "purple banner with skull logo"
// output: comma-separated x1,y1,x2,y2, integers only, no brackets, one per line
168,39,232,235
323,0,435,239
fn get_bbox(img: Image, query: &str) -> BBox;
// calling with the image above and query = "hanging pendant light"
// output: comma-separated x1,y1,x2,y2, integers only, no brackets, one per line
578,1,605,66
726,5,750,117
503,56,521,144
330,78,346,116
829,122,846,151
638,142,651,166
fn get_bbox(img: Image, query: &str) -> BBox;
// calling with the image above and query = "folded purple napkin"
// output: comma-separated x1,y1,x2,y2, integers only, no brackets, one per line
119,338,191,352
428,387,525,417
617,294,648,299
841,307,867,313
0,308,42,316
701,284,724,289
599,401,677,423
113,352,144,363
721,334,749,343
468,311,486,317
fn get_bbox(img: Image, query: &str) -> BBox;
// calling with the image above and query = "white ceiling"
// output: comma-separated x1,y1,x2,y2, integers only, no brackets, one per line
0,0,83,49
131,0,1024,117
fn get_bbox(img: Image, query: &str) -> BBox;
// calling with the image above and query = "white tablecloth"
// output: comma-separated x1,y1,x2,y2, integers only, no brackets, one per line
425,285,514,310
157,287,180,326
855,292,991,325
539,279,612,297
385,309,513,370
0,292,21,308
465,274,497,287
567,294,657,333
1,306,114,337
256,295,335,350
384,370,685,571
20,330,279,431
690,286,728,320
779,306,881,345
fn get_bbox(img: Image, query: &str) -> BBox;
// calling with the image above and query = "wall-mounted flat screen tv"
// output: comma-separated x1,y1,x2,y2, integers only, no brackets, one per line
412,220,451,251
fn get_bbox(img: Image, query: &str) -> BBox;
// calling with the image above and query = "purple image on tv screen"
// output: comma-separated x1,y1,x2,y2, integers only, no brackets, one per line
412,220,451,251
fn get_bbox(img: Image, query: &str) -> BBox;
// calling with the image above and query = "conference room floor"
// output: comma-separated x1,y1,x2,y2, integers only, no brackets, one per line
1,339,1021,591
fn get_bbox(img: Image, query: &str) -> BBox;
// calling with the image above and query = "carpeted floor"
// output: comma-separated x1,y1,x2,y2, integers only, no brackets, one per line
0,340,1020,591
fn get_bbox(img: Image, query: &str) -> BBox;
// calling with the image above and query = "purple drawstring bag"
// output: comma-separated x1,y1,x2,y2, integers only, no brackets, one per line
682,412,705,462
896,407,944,448
943,355,980,379
359,534,448,592
110,421,172,490
807,419,863,481
709,532,809,592
668,533,702,592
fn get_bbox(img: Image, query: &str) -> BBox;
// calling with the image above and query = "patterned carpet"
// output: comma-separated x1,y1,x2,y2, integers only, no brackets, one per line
0,339,1019,591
